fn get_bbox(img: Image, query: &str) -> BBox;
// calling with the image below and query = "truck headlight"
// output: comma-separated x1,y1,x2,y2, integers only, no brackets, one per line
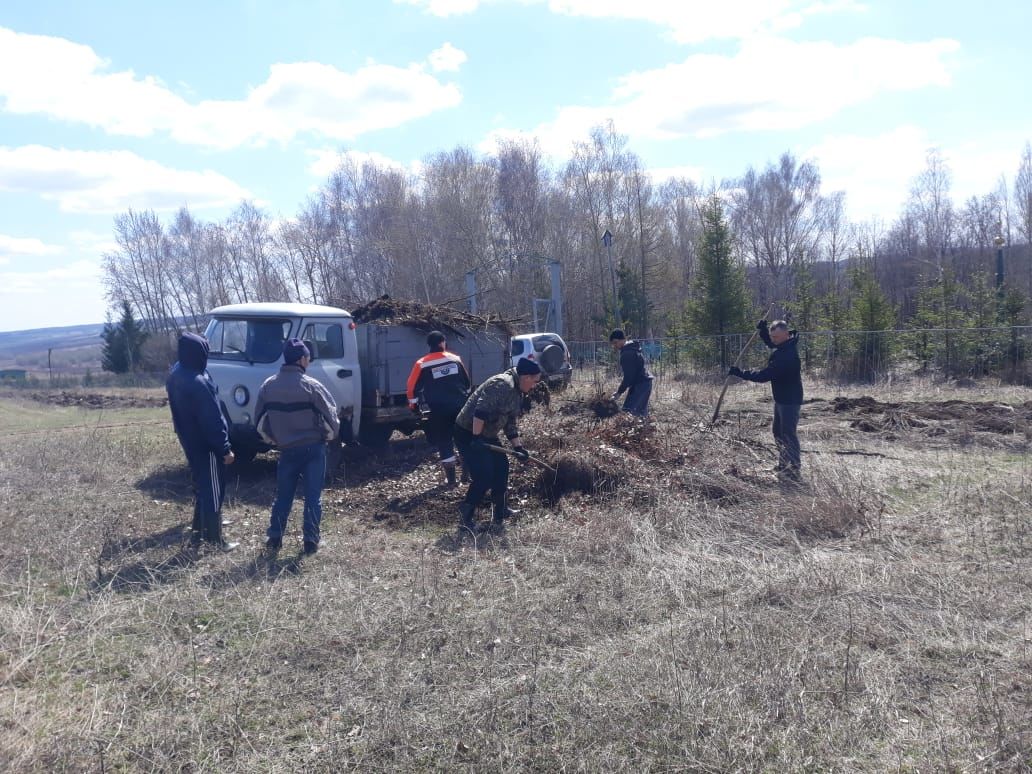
233,385,249,406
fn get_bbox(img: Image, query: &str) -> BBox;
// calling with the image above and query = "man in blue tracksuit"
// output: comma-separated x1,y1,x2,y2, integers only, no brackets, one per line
729,319,804,482
165,332,238,551
609,329,654,417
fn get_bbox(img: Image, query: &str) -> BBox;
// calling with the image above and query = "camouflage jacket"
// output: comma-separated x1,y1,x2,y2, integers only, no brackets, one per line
455,368,522,440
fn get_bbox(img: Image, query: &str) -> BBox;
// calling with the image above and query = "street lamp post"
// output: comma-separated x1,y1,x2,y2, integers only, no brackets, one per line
601,229,622,330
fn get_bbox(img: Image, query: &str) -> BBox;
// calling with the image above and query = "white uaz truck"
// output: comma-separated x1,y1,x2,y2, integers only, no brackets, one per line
203,302,509,467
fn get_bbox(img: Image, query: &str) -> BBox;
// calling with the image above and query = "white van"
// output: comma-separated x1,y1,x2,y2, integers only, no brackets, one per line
204,303,360,463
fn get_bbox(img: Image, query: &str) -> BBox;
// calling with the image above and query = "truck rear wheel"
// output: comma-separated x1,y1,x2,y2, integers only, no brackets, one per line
358,423,394,448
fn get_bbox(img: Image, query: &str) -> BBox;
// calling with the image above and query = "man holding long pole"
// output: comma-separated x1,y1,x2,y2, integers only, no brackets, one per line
728,319,803,483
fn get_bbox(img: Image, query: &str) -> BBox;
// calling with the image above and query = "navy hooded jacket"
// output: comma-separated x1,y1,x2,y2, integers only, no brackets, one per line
615,340,653,395
736,328,804,405
166,333,231,458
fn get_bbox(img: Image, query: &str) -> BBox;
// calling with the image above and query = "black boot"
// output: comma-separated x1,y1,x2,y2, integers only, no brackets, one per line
458,502,478,532
445,464,457,487
492,496,519,524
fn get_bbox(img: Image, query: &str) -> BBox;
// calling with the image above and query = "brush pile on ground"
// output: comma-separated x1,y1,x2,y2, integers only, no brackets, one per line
349,294,515,336
819,394,1032,444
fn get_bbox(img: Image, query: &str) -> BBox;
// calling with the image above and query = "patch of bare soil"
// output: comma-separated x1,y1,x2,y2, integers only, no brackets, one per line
27,390,168,409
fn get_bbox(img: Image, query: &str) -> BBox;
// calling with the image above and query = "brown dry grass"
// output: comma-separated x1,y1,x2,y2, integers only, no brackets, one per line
1,377,1031,771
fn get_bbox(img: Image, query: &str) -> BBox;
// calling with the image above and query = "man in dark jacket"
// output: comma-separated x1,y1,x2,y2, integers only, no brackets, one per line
609,330,654,417
406,330,471,486
166,332,238,551
453,358,540,533
255,339,340,555
729,320,803,481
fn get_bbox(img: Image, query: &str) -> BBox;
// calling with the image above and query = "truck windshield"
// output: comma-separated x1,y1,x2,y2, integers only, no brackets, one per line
205,318,292,363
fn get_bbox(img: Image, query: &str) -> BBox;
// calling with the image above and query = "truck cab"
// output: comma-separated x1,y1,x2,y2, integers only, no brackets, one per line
203,303,360,462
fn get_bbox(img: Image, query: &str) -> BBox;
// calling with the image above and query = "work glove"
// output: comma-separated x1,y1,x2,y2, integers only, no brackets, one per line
728,366,743,378
512,447,530,463
757,319,768,330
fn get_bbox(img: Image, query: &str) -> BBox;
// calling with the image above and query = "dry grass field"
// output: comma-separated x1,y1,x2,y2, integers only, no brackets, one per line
1,376,1031,771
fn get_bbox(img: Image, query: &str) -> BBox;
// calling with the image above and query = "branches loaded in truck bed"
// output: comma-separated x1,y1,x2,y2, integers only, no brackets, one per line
349,295,516,338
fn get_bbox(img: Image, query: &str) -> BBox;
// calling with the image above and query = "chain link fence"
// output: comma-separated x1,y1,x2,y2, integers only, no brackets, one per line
566,327,1032,386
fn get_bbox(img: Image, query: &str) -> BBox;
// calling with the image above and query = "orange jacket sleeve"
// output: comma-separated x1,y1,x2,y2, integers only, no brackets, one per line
406,356,424,404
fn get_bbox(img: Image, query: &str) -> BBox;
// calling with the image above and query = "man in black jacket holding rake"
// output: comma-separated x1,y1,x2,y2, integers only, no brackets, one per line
730,319,803,483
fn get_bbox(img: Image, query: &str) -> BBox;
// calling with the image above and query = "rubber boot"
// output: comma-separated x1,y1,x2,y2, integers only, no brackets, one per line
458,502,478,533
444,463,457,487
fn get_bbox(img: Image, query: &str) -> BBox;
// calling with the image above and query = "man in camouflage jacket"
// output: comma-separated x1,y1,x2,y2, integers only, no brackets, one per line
453,358,542,533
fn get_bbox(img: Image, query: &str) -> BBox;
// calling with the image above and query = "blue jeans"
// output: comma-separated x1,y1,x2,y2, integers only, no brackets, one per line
268,442,326,544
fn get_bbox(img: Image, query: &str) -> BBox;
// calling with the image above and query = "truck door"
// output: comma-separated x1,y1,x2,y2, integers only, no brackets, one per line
300,318,361,441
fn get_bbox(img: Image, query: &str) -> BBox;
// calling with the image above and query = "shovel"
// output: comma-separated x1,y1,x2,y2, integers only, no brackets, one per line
483,443,557,474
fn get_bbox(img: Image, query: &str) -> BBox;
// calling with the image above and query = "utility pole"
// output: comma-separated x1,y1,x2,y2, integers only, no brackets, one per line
465,270,478,314
547,260,563,337
601,230,622,330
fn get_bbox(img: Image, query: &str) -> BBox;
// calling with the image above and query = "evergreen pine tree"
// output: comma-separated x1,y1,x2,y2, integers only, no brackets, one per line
684,196,751,368
100,301,149,374
788,264,818,369
846,265,896,380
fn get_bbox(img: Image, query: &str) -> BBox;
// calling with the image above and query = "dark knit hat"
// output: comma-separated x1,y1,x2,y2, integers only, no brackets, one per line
426,330,446,350
282,338,310,364
609,329,626,341
515,357,542,376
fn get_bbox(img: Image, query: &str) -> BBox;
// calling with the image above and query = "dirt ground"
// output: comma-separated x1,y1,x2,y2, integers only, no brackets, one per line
1,377,1031,770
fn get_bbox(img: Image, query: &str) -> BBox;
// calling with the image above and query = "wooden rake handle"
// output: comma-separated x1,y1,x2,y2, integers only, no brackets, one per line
483,442,557,474
710,302,777,425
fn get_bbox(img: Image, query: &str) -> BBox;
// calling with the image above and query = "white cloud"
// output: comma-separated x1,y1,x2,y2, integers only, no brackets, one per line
485,36,957,157
0,26,463,149
428,42,468,73
805,126,930,221
0,260,106,330
0,145,252,213
395,0,486,16
68,230,119,256
547,0,867,44
648,165,704,184
805,126,1028,222
306,148,414,178
395,0,866,40
0,259,100,296
0,234,62,258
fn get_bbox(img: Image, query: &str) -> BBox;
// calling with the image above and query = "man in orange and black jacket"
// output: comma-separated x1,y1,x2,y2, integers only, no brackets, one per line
406,330,471,486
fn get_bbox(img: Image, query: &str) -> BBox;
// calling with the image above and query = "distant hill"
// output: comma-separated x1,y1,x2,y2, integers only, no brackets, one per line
0,322,105,373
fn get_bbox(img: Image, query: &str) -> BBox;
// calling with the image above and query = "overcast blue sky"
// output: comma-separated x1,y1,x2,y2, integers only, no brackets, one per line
1,0,1030,331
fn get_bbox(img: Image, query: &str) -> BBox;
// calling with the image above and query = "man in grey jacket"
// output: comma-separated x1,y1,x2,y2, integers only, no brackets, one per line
255,339,340,555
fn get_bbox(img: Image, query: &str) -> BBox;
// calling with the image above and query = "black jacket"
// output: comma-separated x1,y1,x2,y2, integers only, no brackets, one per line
166,333,232,458
737,329,803,405
616,340,653,395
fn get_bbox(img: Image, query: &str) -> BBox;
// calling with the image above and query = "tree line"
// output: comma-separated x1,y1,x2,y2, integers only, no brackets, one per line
101,122,1032,374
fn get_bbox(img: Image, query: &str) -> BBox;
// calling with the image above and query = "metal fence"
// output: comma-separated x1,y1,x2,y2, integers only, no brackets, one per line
566,326,1032,385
